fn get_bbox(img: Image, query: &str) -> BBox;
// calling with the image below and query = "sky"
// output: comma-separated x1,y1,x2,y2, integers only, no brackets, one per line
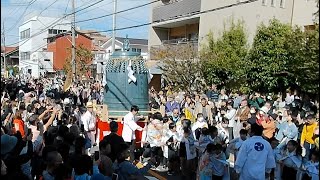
1,0,152,46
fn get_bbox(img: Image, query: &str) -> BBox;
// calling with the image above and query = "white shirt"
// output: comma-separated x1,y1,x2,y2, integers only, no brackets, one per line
122,112,142,142
81,111,96,132
225,108,237,127
191,121,208,139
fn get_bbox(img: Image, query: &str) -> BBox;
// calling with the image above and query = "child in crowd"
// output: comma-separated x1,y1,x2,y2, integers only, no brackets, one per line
197,127,213,153
227,129,248,161
210,143,228,180
199,143,214,180
275,140,303,180
302,150,319,180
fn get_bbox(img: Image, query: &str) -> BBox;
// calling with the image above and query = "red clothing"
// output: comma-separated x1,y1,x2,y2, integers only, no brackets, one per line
13,118,25,137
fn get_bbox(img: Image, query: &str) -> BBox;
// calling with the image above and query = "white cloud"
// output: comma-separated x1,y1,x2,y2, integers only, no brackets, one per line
1,0,151,46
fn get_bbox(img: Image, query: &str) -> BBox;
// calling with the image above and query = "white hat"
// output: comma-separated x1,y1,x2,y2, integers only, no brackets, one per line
260,106,269,114
63,98,70,105
86,101,93,108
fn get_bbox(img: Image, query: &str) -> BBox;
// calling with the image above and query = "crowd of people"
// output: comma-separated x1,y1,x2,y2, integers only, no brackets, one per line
1,77,319,180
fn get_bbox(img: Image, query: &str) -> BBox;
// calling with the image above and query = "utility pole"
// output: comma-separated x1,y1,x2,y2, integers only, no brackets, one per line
71,0,76,78
111,0,117,53
2,21,6,78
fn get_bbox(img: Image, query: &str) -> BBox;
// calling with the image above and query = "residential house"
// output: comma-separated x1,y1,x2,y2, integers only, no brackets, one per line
18,16,71,77
101,37,148,60
78,30,109,80
47,30,93,76
1,46,19,76
148,0,318,89
149,0,318,52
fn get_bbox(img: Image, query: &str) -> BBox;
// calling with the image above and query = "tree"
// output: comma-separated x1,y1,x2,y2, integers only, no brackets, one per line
151,43,206,92
63,45,93,77
291,25,319,94
246,19,293,92
201,20,249,92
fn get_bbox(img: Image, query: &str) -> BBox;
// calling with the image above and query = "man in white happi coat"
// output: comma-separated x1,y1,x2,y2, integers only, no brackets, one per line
81,101,97,148
122,105,144,162
235,123,276,180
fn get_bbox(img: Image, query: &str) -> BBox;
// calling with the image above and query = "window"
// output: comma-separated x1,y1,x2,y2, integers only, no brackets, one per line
280,0,285,8
48,29,53,34
132,48,137,52
20,28,30,40
53,29,58,34
262,0,267,6
137,49,141,52
20,52,31,60
58,30,63,34
271,0,275,7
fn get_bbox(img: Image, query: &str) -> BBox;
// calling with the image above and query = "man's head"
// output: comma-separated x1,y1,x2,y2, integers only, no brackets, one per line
99,139,111,155
306,114,316,124
227,100,234,110
28,114,40,126
86,102,93,113
109,121,118,133
46,151,63,169
130,105,139,115
249,123,263,137
211,84,217,91
265,101,272,109
239,129,248,141
172,108,179,118
167,95,173,103
201,98,207,107
117,143,130,161
240,99,248,107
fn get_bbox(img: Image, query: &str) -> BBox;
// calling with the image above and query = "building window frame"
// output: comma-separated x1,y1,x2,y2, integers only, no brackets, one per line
20,28,30,40
262,0,267,6
280,0,285,8
137,48,141,53
132,48,137,52
20,52,31,60
271,0,276,7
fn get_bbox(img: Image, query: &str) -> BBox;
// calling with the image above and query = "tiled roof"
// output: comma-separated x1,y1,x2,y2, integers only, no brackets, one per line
1,46,18,54
116,37,148,45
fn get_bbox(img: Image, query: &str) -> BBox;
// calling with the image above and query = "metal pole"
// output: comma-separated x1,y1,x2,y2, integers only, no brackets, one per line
111,0,117,53
2,21,6,77
72,0,76,77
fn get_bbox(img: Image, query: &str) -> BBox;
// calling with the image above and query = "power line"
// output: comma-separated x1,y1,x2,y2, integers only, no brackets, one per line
64,0,71,14
6,0,38,32
74,0,259,34
74,0,160,24
6,0,105,47
76,0,113,16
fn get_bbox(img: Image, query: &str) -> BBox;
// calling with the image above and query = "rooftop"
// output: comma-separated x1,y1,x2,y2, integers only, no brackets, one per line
1,46,18,54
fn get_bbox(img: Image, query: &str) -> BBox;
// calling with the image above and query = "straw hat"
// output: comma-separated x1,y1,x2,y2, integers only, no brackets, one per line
86,101,93,108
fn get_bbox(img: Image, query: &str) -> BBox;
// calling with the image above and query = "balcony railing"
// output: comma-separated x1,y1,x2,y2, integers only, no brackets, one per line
161,38,198,45
152,0,201,22
150,39,199,60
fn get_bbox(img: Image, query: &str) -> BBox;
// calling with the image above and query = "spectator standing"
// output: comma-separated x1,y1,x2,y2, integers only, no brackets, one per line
81,102,97,149
235,123,276,180
122,105,143,162
103,121,124,162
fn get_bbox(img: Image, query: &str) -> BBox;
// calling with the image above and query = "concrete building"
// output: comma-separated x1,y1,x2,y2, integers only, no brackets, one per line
18,16,71,77
149,0,318,58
